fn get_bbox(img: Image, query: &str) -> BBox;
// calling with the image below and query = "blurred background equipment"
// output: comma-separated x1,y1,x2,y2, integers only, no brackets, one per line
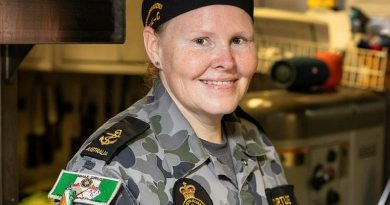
17,72,148,203
270,52,344,91
254,7,389,92
241,88,386,205
350,6,370,34
270,57,329,91
315,52,344,90
250,5,390,205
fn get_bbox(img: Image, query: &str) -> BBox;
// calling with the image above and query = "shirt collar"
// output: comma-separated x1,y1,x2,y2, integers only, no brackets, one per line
223,111,268,156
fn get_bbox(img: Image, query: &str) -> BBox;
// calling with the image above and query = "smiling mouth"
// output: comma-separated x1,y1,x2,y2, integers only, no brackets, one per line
200,80,236,85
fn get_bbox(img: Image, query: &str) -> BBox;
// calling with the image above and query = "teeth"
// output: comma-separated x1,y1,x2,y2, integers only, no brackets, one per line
201,80,234,85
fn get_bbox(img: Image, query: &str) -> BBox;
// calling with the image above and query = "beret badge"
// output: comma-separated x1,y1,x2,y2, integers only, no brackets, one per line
145,3,164,27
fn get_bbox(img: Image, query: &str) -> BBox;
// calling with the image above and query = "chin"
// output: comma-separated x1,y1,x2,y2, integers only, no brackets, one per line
206,103,237,116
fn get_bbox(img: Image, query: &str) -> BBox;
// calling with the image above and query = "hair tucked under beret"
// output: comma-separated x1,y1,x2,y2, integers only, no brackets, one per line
142,0,254,29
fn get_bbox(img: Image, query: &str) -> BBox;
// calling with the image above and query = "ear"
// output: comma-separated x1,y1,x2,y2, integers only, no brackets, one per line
143,26,161,67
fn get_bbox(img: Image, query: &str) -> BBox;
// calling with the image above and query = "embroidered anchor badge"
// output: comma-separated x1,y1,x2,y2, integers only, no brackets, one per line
99,130,122,145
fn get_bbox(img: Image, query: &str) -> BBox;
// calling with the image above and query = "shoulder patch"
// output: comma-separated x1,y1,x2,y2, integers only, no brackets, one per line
265,185,299,205
48,170,121,205
235,106,265,133
173,178,213,205
80,116,149,163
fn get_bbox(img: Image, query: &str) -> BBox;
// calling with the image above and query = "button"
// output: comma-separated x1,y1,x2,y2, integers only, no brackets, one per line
241,159,248,166
311,164,327,190
327,149,337,162
326,189,340,204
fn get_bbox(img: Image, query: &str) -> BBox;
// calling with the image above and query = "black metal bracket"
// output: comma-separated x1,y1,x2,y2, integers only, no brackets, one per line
0,45,33,83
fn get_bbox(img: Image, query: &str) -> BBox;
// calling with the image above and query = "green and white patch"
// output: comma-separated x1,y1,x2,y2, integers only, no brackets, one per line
48,170,121,205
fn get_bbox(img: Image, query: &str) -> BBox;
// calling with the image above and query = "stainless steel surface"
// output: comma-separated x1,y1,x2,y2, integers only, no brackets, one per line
240,88,386,140
0,0,125,43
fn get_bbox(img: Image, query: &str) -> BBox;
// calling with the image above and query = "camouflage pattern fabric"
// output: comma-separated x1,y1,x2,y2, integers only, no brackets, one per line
62,80,289,205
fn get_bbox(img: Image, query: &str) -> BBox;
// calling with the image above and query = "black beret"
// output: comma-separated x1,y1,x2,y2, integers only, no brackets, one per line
142,0,254,30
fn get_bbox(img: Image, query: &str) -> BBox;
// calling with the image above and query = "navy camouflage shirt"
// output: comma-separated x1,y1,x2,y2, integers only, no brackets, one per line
61,80,296,205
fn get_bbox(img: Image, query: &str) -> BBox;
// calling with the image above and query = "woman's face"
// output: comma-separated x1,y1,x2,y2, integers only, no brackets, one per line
157,5,257,119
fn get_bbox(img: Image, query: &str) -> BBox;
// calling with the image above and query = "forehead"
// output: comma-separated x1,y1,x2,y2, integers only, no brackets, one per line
160,5,253,33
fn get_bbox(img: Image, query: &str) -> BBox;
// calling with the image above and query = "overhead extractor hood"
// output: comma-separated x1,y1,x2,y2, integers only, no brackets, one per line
0,0,125,43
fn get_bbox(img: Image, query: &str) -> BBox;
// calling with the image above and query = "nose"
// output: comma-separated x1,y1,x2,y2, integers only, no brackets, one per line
211,43,235,70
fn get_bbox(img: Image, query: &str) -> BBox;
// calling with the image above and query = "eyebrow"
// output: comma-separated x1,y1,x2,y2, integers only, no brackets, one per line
184,29,254,37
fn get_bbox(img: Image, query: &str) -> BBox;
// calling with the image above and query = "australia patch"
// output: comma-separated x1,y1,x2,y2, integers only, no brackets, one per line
265,185,299,205
173,178,213,205
80,116,149,163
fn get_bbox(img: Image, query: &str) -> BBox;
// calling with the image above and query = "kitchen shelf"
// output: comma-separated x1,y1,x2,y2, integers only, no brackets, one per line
19,0,148,75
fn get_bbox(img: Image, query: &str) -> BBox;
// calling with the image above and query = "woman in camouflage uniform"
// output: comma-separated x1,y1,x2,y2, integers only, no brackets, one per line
49,0,298,204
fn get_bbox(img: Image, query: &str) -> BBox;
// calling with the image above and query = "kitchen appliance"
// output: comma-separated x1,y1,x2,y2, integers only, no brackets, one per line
240,88,386,205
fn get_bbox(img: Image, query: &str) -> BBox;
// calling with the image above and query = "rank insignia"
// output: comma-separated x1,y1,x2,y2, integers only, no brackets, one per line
265,185,299,205
99,130,122,145
48,170,121,205
80,116,149,163
173,178,213,205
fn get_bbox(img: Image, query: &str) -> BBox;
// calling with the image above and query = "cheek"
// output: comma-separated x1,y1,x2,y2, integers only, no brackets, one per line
160,37,211,79
239,53,258,77
172,52,209,79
